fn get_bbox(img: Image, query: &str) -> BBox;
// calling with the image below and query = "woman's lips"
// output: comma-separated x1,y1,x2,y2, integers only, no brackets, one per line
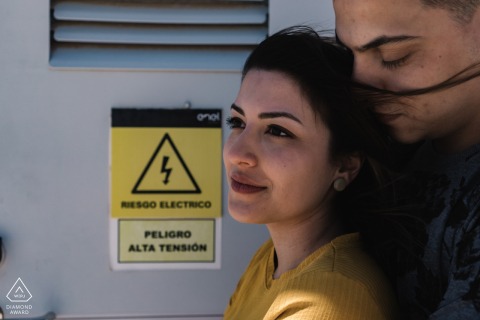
230,177,267,194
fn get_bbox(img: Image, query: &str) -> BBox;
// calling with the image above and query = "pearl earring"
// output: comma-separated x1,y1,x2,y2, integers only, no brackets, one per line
333,178,347,192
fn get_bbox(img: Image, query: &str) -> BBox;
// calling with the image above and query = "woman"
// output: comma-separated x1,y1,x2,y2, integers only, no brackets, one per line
223,26,401,319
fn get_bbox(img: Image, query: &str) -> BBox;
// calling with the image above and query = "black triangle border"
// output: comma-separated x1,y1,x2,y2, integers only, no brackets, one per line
132,133,201,194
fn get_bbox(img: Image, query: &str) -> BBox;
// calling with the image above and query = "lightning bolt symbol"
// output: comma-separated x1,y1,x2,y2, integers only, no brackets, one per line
160,156,172,185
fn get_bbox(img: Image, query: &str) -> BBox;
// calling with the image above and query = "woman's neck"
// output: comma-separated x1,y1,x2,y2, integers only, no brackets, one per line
267,214,345,279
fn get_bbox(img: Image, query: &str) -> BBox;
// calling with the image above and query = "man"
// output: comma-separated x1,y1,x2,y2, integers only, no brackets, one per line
333,0,480,319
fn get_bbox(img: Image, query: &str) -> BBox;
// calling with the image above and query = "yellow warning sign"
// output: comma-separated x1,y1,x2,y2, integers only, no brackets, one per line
110,109,222,219
118,219,215,263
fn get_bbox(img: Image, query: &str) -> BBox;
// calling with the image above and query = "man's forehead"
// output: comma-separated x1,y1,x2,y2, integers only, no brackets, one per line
333,0,425,48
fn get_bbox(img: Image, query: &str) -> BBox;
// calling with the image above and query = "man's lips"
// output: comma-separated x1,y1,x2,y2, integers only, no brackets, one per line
230,175,267,194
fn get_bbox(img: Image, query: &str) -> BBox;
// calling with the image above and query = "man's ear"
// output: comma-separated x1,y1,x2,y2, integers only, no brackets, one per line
333,153,363,190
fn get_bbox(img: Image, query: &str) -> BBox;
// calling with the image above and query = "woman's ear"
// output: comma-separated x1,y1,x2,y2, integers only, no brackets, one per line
333,153,363,191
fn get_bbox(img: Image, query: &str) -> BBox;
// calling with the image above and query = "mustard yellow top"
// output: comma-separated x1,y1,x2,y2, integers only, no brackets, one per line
224,233,399,320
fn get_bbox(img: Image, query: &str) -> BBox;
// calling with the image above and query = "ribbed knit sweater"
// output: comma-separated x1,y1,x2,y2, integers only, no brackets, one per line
224,233,399,319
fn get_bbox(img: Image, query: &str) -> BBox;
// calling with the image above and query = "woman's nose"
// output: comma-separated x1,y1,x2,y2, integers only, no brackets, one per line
223,130,258,168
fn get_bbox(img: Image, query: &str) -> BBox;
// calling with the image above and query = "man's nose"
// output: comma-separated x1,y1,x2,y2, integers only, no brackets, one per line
353,59,386,89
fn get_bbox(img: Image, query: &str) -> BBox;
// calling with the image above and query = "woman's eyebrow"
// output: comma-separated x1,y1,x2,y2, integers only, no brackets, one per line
231,103,303,125
231,103,245,115
259,111,303,125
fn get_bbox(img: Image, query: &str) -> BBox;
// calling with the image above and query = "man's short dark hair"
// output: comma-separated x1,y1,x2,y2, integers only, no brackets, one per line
421,0,480,23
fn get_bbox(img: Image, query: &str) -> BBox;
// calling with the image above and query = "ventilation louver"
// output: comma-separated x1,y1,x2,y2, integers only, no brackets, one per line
50,0,268,71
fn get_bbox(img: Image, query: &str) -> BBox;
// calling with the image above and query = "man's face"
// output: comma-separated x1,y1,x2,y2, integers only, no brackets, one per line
334,0,480,152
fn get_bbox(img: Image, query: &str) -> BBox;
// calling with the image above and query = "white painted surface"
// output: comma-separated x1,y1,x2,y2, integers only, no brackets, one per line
0,0,333,318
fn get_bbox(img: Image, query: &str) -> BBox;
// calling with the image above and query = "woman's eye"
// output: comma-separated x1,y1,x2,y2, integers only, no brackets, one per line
381,54,410,70
226,116,244,129
266,125,292,138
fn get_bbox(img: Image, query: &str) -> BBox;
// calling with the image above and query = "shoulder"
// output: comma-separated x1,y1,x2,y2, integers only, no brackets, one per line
287,233,400,319
225,240,273,316
234,239,273,283
247,239,273,267
465,176,480,211
329,234,394,292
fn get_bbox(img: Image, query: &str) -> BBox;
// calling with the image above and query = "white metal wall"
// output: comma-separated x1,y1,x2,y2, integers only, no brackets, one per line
0,0,334,318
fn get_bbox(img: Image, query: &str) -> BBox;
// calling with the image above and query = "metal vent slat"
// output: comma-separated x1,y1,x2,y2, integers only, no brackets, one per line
53,2,268,25
50,46,253,70
49,0,269,70
53,24,266,45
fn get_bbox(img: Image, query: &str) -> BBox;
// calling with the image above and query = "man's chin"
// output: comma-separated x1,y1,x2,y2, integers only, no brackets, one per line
388,127,425,145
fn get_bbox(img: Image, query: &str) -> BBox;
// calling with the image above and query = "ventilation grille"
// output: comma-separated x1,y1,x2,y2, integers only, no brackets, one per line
50,0,269,71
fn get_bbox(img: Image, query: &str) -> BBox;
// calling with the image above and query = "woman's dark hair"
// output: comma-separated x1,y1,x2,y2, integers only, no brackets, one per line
243,26,422,282
243,26,391,169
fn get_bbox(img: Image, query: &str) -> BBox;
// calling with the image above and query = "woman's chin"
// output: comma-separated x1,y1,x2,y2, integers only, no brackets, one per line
228,204,265,225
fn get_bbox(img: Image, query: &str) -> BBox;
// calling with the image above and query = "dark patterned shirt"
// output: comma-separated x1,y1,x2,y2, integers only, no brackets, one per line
398,142,480,319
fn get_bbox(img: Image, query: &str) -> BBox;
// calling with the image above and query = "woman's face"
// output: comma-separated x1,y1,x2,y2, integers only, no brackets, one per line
223,69,343,227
